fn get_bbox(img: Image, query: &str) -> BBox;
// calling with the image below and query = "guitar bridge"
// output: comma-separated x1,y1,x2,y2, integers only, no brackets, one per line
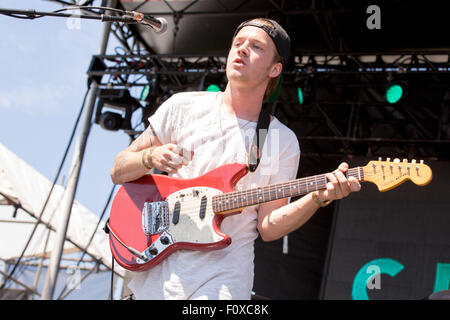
142,201,169,235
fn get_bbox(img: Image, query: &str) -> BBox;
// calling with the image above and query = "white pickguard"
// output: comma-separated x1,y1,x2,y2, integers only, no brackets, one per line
165,187,225,244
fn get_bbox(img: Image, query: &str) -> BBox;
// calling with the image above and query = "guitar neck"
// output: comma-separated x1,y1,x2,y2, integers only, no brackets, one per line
212,167,364,214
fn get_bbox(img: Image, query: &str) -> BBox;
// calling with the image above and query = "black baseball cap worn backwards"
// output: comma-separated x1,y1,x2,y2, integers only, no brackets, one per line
233,18,291,70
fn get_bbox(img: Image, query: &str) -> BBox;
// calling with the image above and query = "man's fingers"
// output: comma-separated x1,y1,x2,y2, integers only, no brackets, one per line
174,145,194,162
325,173,339,199
168,145,194,164
338,162,349,172
167,152,185,166
334,169,351,197
317,163,362,203
348,176,362,191
162,165,178,174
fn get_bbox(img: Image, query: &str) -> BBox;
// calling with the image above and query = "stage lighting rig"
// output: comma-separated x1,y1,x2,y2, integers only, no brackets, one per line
94,88,142,132
206,84,221,92
385,83,404,104
98,111,123,131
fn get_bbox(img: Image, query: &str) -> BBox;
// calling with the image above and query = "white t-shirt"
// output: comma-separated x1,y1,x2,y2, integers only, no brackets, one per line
128,91,300,300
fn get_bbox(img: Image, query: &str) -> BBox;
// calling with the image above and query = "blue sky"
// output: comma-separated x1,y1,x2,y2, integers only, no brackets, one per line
0,0,131,217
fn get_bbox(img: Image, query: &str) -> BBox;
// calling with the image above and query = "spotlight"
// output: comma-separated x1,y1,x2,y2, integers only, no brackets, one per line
296,76,313,105
265,75,283,103
94,88,142,132
385,83,403,104
140,85,151,101
99,111,123,131
297,87,304,104
206,84,221,92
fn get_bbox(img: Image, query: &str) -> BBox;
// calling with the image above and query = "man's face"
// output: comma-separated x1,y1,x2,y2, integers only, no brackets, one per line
226,26,281,88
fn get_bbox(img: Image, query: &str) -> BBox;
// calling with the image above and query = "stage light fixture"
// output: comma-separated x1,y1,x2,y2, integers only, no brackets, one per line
385,83,403,104
265,75,283,103
206,84,221,92
94,88,142,132
99,111,123,131
297,87,304,104
140,85,151,101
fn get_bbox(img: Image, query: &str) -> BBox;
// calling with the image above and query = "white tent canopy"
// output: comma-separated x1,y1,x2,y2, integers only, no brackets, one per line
0,142,125,278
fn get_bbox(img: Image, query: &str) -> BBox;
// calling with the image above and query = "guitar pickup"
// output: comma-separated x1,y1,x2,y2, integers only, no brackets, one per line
142,201,169,236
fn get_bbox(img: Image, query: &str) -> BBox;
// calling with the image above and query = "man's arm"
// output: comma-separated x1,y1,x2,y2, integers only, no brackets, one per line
257,162,361,241
110,124,193,185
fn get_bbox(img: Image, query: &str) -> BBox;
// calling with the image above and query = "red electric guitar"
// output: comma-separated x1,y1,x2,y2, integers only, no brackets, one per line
107,158,432,271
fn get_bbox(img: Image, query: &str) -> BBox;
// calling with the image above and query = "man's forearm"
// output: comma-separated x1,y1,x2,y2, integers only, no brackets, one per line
263,193,322,241
110,149,151,185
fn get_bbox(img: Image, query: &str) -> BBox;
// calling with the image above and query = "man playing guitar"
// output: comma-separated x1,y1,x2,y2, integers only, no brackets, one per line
110,18,361,300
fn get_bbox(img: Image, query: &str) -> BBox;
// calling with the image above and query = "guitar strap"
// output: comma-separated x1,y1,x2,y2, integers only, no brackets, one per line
248,107,271,172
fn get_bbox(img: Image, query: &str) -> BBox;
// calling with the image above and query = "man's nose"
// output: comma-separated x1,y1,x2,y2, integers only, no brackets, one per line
237,41,249,56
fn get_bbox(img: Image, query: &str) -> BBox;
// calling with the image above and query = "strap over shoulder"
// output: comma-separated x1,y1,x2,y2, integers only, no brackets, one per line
248,108,271,172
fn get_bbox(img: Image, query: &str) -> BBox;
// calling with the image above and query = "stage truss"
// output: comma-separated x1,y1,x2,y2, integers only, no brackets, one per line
47,0,450,160
88,51,450,159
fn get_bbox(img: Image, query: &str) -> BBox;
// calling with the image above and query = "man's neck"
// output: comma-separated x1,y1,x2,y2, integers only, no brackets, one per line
220,83,265,122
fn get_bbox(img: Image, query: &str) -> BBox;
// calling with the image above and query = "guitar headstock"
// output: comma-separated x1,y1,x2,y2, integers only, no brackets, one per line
363,158,432,192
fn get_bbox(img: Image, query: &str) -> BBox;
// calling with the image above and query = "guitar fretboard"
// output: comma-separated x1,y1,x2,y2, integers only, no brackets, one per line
212,167,364,214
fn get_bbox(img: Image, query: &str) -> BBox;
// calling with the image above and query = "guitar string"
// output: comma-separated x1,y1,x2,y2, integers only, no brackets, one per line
170,164,426,216
148,165,425,225
214,168,362,205
171,165,421,217
158,168,363,218
213,169,363,213
168,168,361,213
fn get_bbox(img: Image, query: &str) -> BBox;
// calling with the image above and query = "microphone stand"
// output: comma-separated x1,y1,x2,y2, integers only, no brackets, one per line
0,7,135,24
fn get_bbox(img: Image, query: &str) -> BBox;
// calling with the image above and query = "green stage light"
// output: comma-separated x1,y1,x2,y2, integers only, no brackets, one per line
297,87,304,104
206,84,221,92
265,75,283,103
140,85,150,101
385,84,403,104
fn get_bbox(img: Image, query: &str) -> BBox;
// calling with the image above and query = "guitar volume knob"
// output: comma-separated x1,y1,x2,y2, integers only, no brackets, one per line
160,236,170,245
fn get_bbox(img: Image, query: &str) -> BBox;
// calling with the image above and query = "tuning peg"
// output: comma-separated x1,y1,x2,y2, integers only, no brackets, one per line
411,159,416,164
378,157,382,161
386,157,391,162
403,159,408,163
394,158,400,163
420,160,424,164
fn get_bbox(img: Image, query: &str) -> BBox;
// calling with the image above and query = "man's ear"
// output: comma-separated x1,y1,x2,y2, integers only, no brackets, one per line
269,62,282,78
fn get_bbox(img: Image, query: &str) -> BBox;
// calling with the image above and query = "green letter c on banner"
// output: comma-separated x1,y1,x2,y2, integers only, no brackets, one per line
352,258,404,300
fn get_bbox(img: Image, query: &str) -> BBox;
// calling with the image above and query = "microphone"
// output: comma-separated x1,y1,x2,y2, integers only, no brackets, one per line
127,11,168,34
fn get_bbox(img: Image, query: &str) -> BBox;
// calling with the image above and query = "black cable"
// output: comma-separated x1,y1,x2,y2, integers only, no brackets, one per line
0,13,44,19
110,255,114,300
0,5,128,20
53,5,126,15
0,6,128,21
0,87,90,293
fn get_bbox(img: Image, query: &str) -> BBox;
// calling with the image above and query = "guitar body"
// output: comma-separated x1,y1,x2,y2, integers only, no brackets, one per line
108,163,248,272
